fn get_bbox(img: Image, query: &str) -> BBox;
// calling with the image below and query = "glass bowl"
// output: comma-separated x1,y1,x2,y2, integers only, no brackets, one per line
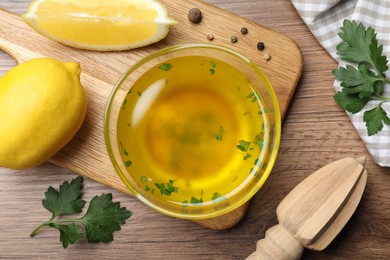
104,43,281,220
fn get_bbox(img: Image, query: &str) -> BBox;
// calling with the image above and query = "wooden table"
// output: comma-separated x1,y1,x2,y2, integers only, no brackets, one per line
1,0,389,259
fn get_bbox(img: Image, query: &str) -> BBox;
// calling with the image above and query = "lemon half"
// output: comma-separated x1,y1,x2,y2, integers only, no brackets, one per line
0,58,87,169
22,0,177,51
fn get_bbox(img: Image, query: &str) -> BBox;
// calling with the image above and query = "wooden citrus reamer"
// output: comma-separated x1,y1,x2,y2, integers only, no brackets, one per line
247,157,368,259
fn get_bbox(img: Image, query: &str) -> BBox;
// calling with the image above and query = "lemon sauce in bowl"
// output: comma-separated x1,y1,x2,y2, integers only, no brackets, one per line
105,44,281,219
117,55,270,210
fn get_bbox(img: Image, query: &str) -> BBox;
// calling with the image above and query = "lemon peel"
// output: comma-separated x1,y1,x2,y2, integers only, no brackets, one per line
21,0,177,51
0,58,87,169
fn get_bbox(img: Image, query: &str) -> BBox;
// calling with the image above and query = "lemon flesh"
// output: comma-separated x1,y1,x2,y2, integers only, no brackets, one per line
0,58,87,169
22,0,177,51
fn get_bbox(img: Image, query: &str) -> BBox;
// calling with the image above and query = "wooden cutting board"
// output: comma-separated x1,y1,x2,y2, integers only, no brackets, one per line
0,0,303,230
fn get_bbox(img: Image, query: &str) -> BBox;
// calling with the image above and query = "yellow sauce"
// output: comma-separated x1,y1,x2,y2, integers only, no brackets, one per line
117,56,269,208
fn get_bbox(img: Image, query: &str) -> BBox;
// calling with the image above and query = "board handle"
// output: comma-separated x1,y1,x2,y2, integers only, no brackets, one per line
246,224,303,260
0,8,44,64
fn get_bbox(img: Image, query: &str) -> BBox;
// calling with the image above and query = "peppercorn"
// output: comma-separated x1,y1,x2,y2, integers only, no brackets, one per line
188,8,202,24
207,34,214,41
231,36,238,43
257,42,265,51
264,53,271,61
241,27,248,34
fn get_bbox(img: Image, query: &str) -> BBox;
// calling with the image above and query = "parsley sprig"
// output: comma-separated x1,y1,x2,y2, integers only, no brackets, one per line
333,20,390,135
30,176,132,248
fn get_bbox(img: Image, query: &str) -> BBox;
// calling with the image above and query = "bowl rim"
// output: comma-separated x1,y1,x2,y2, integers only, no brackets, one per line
104,43,281,220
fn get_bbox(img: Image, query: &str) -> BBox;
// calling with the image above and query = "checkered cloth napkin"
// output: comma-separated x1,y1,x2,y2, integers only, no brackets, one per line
291,0,390,166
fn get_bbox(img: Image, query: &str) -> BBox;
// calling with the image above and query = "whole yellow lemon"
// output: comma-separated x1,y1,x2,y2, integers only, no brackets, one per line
0,58,87,169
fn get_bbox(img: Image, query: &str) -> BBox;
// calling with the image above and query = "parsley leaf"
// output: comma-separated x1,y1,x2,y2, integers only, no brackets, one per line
154,179,178,196
243,153,251,160
333,63,382,98
213,126,224,141
334,92,370,113
124,160,132,167
42,176,85,219
336,20,375,65
80,194,132,243
49,223,84,249
209,61,217,75
211,192,223,200
190,196,203,204
363,105,390,136
159,63,172,71
255,134,264,149
370,37,389,76
30,177,132,248
333,19,390,136
237,140,251,152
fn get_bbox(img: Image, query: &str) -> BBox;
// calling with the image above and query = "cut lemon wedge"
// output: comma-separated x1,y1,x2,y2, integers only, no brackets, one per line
22,0,177,51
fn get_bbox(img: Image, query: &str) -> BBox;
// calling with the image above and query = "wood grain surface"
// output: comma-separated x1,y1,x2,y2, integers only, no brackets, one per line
0,0,302,230
1,0,389,259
